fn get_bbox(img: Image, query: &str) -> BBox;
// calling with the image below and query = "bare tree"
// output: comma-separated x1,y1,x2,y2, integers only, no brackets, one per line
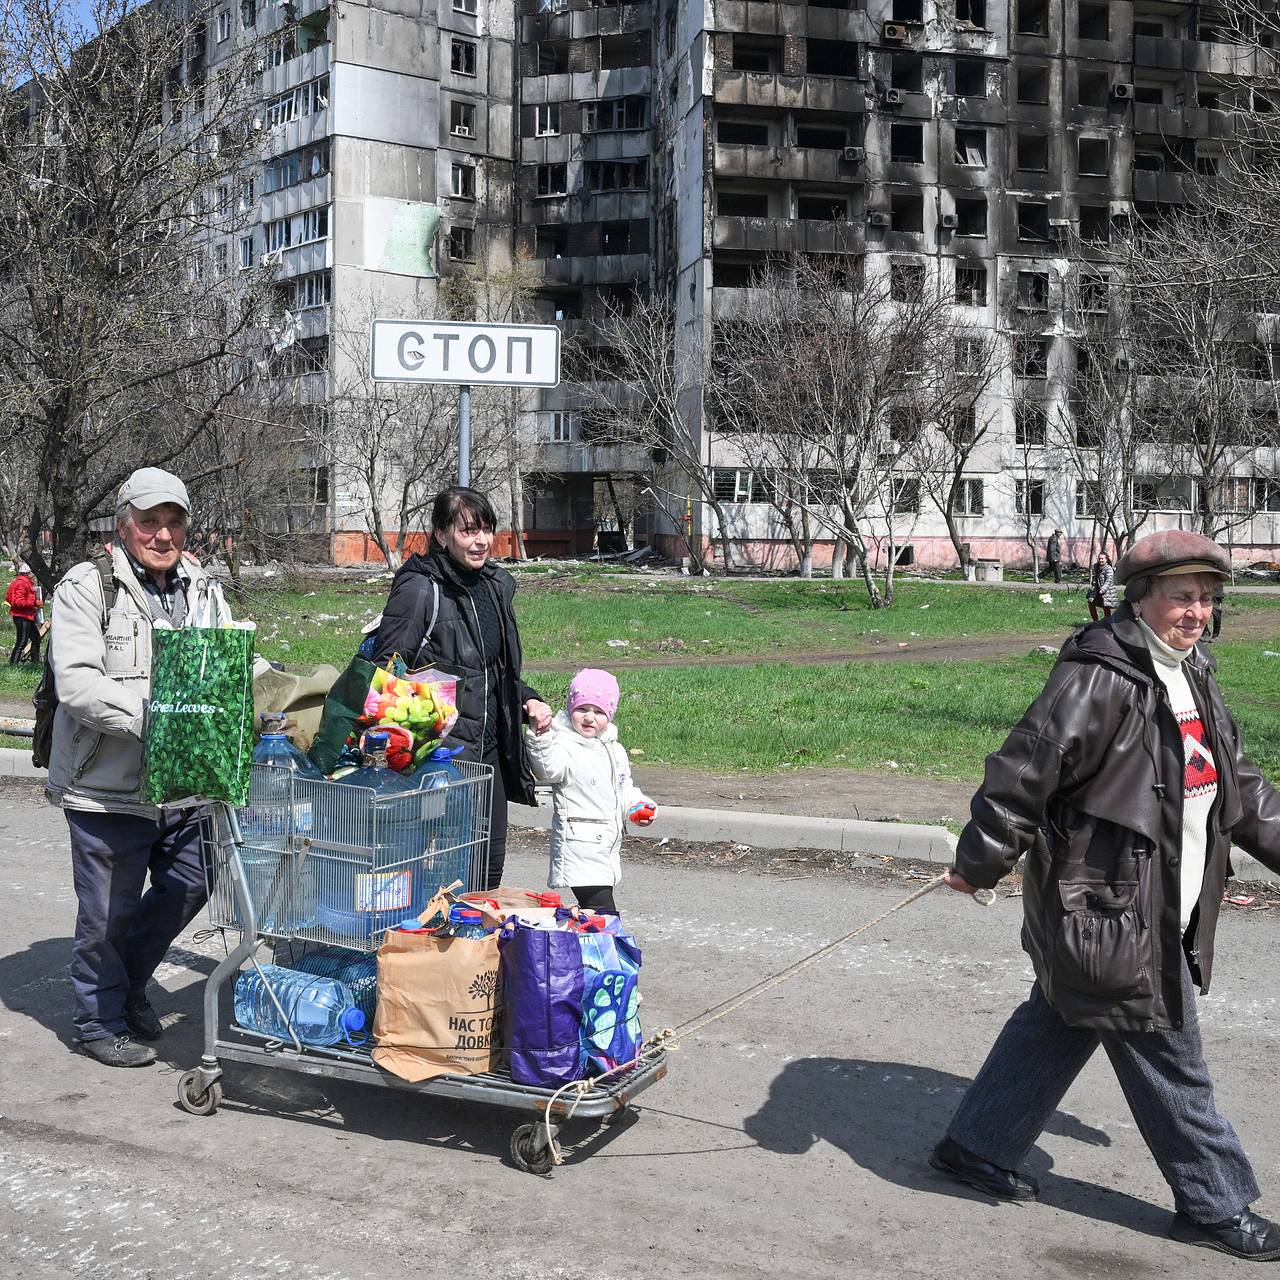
579,292,726,574
0,0,277,589
709,255,998,605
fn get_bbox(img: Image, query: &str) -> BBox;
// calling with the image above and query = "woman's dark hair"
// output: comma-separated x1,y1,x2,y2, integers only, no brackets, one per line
431,487,496,534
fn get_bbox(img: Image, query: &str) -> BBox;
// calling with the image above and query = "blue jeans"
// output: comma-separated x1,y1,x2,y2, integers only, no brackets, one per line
67,807,209,1041
945,958,1259,1222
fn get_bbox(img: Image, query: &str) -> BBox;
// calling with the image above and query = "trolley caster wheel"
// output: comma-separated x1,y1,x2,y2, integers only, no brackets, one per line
177,1070,223,1117
510,1123,555,1175
604,1105,639,1129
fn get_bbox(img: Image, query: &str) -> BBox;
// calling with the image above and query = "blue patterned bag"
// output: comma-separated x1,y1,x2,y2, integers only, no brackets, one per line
579,932,642,1073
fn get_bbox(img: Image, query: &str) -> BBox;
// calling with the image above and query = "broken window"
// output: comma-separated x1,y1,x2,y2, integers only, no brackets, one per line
1017,271,1049,310
796,123,848,148
955,263,987,305
955,127,987,166
535,226,566,258
452,38,478,75
1015,334,1050,378
955,197,987,236
1017,65,1049,103
732,36,781,72
536,163,567,196
1078,136,1109,175
1077,69,1109,106
717,118,770,145
537,41,568,73
954,58,986,97
890,260,925,301
601,221,631,253
1077,2,1108,40
807,39,858,76
892,0,922,19
797,194,848,220
718,189,769,216
1017,132,1048,170
890,191,924,232
890,122,924,163
1017,0,1048,36
955,0,985,27
1015,405,1048,448
1017,200,1049,240
1079,206,1109,242
891,53,924,92
1016,478,1046,514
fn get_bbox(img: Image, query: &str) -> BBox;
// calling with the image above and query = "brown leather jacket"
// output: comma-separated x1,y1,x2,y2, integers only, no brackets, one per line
955,604,1280,1032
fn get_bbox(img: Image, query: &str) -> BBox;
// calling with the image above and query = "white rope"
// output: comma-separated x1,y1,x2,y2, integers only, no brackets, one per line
537,873,949,1166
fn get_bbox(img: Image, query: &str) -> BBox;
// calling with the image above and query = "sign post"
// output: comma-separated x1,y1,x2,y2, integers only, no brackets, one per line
370,320,562,487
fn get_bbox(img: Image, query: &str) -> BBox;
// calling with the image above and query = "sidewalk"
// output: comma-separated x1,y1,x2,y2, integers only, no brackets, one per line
5,746,1275,885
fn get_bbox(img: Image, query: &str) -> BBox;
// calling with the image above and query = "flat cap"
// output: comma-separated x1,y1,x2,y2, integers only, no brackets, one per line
1114,530,1231,585
118,467,190,514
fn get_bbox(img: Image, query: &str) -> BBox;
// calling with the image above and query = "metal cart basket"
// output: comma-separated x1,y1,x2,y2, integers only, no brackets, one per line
179,763,667,1173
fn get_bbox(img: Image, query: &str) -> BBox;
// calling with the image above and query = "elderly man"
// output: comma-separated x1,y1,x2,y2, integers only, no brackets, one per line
47,468,230,1067
931,530,1280,1260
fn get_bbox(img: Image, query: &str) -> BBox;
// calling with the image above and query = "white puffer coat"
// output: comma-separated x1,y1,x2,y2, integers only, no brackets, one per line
525,711,651,888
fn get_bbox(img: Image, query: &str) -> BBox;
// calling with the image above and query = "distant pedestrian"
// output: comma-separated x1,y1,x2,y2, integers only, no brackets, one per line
1209,586,1224,642
524,668,656,916
5,563,39,665
934,529,1280,1261
1088,552,1116,621
1046,529,1064,584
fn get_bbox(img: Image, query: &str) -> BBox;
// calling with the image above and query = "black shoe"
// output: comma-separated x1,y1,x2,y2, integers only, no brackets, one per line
124,992,163,1040
1170,1209,1280,1260
75,1034,157,1068
929,1136,1039,1202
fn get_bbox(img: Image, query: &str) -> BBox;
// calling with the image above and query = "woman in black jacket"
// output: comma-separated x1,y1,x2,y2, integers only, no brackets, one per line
372,488,551,889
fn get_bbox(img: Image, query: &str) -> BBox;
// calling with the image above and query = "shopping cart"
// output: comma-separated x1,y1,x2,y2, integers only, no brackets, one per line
179,763,667,1174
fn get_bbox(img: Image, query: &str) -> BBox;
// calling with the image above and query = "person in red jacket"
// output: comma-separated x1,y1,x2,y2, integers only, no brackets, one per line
6,564,40,665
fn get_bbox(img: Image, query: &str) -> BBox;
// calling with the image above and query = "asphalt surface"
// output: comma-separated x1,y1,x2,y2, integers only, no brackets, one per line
4,781,1280,1278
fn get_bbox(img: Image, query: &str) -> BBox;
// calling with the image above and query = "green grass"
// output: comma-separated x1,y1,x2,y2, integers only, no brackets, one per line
527,639,1280,781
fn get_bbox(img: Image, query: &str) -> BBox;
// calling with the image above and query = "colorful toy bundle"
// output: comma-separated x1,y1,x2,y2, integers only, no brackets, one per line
355,667,460,773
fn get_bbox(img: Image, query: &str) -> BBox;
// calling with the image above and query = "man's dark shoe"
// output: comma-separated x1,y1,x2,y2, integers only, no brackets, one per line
75,1034,157,1068
1170,1209,1280,1261
124,992,163,1040
929,1136,1039,1202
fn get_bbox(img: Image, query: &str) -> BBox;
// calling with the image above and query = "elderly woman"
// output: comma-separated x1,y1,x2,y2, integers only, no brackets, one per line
931,530,1280,1260
371,487,551,890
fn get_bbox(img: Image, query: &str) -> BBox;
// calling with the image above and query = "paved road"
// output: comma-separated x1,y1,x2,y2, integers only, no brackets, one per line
4,781,1280,1278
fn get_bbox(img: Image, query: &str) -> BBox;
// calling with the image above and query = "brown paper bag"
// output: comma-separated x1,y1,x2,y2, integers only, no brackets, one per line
371,888,504,1083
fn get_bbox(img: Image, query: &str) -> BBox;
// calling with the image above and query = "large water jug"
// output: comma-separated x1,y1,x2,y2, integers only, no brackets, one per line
277,945,378,1023
312,731,429,941
233,964,366,1048
243,713,323,846
412,747,473,892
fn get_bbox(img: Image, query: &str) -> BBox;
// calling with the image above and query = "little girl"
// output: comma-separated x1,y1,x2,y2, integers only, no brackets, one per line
525,668,656,915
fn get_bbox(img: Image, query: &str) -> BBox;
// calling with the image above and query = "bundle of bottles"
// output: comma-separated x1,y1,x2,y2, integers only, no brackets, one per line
238,714,475,941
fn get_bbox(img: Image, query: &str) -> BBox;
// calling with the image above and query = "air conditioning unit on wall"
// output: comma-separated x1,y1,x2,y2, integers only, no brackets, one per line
883,22,908,41
940,212,959,229
842,145,866,163
883,88,905,106
1112,82,1135,101
867,210,891,227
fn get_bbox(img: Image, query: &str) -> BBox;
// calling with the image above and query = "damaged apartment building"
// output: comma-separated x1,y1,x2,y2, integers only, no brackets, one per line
192,0,1280,567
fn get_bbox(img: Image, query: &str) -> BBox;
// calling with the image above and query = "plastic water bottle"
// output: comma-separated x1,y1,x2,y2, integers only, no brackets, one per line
413,746,472,892
244,713,322,845
314,731,428,941
233,964,367,1047
445,905,489,939
278,946,378,1024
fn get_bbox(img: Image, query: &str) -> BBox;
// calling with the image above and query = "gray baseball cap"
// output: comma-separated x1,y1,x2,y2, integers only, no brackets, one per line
118,467,190,514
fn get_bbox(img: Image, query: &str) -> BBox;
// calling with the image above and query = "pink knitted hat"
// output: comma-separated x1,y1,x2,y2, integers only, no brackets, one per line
567,668,620,721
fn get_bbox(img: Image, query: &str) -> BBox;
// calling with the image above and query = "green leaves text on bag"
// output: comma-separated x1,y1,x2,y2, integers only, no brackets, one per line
145,626,254,806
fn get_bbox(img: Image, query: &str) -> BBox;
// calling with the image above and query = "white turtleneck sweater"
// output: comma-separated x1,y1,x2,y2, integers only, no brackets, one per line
1137,618,1218,930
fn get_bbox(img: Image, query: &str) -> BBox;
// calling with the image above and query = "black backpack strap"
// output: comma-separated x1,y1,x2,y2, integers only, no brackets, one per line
409,580,440,670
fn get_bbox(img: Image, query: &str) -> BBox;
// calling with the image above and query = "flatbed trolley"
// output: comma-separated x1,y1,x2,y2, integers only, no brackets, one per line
178,764,667,1174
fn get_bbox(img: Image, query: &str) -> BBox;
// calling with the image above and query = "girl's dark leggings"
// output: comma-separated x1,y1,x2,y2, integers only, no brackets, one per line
572,885,618,914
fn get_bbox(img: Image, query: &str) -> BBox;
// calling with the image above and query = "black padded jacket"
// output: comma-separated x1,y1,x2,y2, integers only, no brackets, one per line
953,604,1280,1032
371,548,541,806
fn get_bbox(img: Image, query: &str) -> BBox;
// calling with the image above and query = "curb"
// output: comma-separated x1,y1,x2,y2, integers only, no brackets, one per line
1,748,1275,887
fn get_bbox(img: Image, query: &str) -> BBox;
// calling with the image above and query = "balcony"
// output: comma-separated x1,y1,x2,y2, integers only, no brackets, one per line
1132,34,1258,75
712,214,862,253
530,252,651,286
712,0,868,42
712,69,866,114
1131,168,1187,203
713,142,860,182
538,441,652,474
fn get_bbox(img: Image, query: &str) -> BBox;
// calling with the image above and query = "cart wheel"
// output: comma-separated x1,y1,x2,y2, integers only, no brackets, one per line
510,1123,555,1175
604,1105,639,1129
177,1070,223,1117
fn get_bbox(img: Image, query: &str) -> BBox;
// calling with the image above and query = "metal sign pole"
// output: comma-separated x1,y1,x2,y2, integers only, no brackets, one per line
459,383,471,487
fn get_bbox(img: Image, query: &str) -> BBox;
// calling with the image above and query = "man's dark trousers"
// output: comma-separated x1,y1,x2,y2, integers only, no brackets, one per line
945,959,1258,1223
66,807,208,1042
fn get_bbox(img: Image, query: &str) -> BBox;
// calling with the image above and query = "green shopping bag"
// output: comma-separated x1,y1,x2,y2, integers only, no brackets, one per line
144,626,255,806
306,654,377,775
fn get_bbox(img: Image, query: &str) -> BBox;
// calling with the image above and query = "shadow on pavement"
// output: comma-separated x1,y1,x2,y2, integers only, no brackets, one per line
744,1056,1171,1241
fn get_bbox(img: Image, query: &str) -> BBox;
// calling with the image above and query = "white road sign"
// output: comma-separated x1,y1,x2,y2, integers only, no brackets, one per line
370,319,561,387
